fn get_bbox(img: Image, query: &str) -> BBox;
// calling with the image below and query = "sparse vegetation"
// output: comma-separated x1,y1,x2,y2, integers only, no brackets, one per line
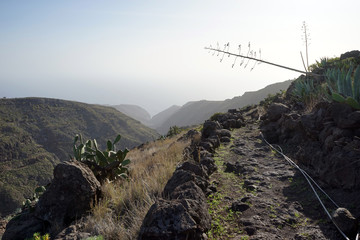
82,133,190,239
0,97,158,217
166,125,182,137
292,57,360,110
25,232,50,240
72,134,130,182
326,65,360,109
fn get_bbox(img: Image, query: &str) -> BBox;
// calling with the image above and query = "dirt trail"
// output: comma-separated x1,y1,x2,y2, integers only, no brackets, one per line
207,121,342,239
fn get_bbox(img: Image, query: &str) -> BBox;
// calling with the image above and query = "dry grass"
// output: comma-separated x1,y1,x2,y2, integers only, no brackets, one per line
83,135,190,239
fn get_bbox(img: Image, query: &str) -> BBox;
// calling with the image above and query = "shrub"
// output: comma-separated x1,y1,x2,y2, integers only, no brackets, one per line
25,232,50,240
72,134,131,183
166,126,182,137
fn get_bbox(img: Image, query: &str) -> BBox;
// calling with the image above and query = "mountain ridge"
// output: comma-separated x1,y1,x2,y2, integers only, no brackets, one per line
0,97,159,217
111,80,293,134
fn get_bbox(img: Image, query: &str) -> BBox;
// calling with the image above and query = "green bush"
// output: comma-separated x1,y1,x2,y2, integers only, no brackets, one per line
25,232,50,240
166,126,182,138
72,134,130,183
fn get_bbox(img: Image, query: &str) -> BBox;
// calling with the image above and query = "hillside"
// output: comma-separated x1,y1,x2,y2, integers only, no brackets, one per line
155,80,293,134
111,104,151,126
0,97,159,217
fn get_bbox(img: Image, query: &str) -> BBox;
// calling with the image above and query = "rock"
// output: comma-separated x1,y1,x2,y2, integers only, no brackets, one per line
329,103,353,127
202,121,221,139
2,211,45,240
207,136,220,149
220,136,231,143
177,161,208,179
340,50,360,60
199,141,215,153
2,160,101,239
266,103,290,122
53,224,91,240
138,198,210,240
300,107,327,138
170,181,206,203
163,169,208,197
35,161,101,234
216,129,231,138
332,208,357,236
337,111,360,129
200,157,218,175
231,200,250,212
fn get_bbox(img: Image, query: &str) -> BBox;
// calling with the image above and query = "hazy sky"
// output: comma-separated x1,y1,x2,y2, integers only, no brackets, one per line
1,1,359,115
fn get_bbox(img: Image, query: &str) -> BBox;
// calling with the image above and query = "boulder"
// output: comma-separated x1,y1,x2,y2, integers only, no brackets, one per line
2,211,45,240
202,121,221,138
337,111,360,129
340,50,360,60
138,198,210,240
163,169,208,197
35,161,101,233
200,157,218,175
169,181,206,203
266,103,290,122
332,208,357,237
2,161,101,239
176,161,208,179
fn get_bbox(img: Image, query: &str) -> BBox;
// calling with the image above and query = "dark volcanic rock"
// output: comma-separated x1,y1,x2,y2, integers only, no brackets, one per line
202,120,221,138
163,169,208,197
332,208,357,237
231,200,250,212
2,211,45,240
170,181,206,202
200,157,218,175
177,161,208,179
138,198,210,240
3,161,101,239
35,161,101,232
266,103,290,121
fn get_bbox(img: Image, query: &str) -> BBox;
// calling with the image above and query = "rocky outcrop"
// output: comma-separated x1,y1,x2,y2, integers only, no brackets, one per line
2,161,101,240
260,101,360,189
138,109,246,239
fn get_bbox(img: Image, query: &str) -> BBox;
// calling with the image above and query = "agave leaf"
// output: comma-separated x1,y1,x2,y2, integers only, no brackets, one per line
344,65,354,97
345,97,360,110
353,66,360,102
332,92,346,103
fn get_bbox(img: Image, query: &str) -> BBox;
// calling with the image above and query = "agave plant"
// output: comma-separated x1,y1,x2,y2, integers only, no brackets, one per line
326,65,360,109
73,134,130,182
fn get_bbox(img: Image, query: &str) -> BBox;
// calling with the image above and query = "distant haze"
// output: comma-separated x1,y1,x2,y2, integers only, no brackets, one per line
1,1,359,115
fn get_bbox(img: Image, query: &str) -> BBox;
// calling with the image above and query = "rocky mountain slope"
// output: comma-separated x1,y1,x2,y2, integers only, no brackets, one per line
0,97,159,217
154,80,292,134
